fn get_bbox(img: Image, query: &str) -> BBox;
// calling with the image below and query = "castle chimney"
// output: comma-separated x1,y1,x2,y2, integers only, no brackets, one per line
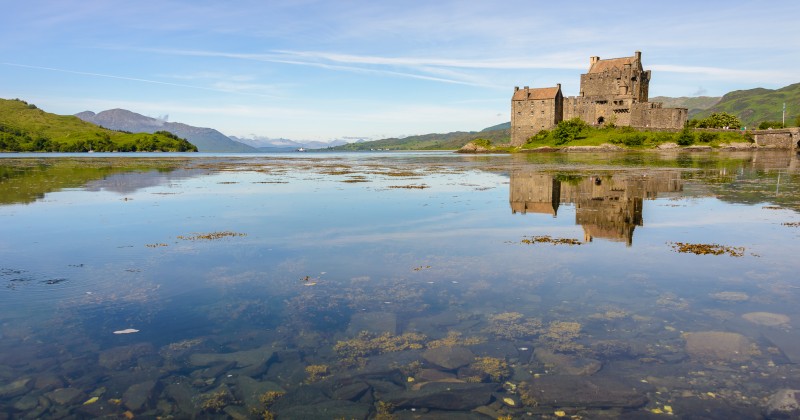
635,50,641,62
514,86,519,92
557,83,561,90
590,56,600,67
524,86,529,90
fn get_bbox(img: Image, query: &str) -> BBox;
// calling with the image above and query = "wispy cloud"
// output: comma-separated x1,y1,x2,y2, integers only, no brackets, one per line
650,64,795,83
0,62,281,98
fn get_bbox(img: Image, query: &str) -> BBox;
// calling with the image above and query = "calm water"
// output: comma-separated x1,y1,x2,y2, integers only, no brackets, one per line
1,151,799,419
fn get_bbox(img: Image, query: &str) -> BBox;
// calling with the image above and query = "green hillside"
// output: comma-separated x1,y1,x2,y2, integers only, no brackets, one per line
692,83,800,128
0,98,197,152
332,128,510,151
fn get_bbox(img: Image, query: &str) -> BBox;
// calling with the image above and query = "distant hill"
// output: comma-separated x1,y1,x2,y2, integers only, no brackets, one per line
691,83,800,127
230,135,349,150
481,122,511,131
76,109,257,153
650,96,721,118
0,98,197,152
331,127,510,151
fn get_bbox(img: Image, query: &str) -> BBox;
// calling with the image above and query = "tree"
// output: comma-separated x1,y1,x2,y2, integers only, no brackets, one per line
552,118,587,145
795,115,800,127
697,112,741,129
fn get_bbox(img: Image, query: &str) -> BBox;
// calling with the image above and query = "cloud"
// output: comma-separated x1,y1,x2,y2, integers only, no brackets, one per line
0,62,281,98
650,64,795,83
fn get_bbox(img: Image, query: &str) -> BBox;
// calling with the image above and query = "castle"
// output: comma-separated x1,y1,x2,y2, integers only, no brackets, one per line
511,51,688,146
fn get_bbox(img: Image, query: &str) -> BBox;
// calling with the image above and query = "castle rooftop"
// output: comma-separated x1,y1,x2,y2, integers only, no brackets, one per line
512,86,561,101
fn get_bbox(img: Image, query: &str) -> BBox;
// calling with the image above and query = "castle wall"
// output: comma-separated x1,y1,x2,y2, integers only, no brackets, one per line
630,103,688,129
510,90,562,146
754,128,800,148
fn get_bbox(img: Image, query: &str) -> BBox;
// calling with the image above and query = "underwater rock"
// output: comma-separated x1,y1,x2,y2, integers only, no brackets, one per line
98,343,155,370
123,379,158,412
347,312,397,335
742,312,790,327
276,399,372,420
764,389,800,419
163,379,199,416
683,331,753,362
46,387,86,405
710,291,749,302
223,405,250,420
0,377,31,398
416,368,458,382
533,348,602,376
236,375,283,408
762,330,800,364
384,381,499,410
519,375,647,408
422,346,475,370
189,345,275,375
332,381,371,401
12,394,39,411
34,374,65,391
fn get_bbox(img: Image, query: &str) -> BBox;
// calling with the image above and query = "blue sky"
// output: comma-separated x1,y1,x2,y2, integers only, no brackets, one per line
2,1,799,141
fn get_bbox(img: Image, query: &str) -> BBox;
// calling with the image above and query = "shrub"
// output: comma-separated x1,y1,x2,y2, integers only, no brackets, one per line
552,118,587,146
676,129,695,146
697,132,718,143
622,133,646,147
472,138,491,148
795,115,800,127
526,130,550,143
758,121,784,129
652,132,674,144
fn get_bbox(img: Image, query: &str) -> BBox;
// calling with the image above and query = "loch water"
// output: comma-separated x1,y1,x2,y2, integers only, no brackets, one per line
1,151,799,419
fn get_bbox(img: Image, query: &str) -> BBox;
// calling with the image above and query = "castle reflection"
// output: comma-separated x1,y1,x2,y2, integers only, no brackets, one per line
510,171,683,245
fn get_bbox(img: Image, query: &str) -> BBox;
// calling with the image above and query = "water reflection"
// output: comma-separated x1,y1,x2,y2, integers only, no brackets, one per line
511,170,682,245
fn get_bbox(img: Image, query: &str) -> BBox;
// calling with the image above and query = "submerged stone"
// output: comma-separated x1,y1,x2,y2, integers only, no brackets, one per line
346,312,397,335
0,377,31,398
764,389,800,419
422,346,475,370
276,399,371,420
123,380,158,412
520,375,647,408
533,348,602,376
384,381,498,410
742,312,790,327
98,343,155,370
46,387,85,405
683,331,753,362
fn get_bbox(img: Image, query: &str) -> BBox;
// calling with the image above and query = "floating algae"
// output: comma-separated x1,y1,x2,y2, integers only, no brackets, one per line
668,242,744,257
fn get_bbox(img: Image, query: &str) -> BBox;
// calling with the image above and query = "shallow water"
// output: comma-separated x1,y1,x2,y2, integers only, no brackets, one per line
1,151,799,418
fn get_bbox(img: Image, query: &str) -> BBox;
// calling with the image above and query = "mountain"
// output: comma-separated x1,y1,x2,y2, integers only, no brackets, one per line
230,135,351,150
650,96,721,118
330,127,510,151
76,109,257,153
691,83,800,127
0,98,197,152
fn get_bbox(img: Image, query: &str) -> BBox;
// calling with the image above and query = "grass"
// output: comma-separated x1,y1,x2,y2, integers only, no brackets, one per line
0,98,197,152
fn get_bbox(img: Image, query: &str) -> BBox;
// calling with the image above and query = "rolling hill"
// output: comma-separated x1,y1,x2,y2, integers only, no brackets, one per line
0,98,197,152
650,96,721,118
691,83,800,127
76,109,257,153
331,128,510,151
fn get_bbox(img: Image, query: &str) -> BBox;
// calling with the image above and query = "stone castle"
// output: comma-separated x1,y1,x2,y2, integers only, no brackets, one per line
511,51,688,146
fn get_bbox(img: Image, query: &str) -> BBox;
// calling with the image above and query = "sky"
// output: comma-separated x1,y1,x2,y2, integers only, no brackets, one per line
1,1,799,142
